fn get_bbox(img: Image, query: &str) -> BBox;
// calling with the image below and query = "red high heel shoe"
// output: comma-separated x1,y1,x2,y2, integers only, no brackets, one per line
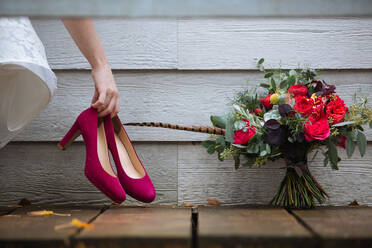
58,107,126,204
103,115,156,203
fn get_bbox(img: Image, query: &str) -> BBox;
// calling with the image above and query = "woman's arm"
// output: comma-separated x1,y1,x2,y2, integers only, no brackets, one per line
61,18,119,117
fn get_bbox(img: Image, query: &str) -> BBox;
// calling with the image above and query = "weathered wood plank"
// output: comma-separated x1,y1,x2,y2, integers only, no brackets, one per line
293,207,372,248
14,70,372,141
30,18,372,69
73,206,191,248
178,143,372,206
0,204,101,248
31,18,178,69
3,0,372,17
179,18,372,69
0,142,177,206
198,207,315,248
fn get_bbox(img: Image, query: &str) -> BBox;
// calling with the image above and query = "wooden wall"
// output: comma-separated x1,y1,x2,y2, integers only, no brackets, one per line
0,17,371,206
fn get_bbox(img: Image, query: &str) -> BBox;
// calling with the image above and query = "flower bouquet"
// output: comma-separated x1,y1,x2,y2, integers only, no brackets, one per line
202,58,372,208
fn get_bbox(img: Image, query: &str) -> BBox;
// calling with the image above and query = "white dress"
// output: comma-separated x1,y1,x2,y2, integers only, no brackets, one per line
0,17,57,148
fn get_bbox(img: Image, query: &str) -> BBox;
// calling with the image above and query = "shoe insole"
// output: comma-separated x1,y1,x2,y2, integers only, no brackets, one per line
97,123,117,178
114,131,144,179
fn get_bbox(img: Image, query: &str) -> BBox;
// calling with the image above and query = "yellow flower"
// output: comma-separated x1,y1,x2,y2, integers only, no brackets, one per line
270,93,279,104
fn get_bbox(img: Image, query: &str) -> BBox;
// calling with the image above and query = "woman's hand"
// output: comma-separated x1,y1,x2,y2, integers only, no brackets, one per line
91,65,120,118
61,18,120,118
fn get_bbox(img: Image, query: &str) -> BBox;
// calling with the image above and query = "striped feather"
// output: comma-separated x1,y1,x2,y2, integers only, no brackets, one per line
123,122,225,135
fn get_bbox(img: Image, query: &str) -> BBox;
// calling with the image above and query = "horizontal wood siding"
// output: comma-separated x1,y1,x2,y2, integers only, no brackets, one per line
31,18,372,69
15,70,372,141
0,18,371,206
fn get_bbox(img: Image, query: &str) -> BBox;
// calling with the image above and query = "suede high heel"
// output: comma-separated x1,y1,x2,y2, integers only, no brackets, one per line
103,115,156,203
58,107,126,204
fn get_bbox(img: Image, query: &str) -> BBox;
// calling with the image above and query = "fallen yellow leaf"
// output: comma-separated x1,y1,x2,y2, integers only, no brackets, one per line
27,210,71,217
27,210,54,216
2,214,21,218
72,218,95,229
54,218,95,230
206,198,220,206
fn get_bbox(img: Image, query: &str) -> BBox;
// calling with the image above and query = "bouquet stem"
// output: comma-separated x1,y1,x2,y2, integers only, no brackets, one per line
271,164,329,208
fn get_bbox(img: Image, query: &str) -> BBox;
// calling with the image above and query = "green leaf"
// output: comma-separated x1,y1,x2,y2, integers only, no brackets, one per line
266,144,271,154
232,143,247,149
264,72,273,78
332,121,357,127
357,131,367,157
225,115,234,143
323,155,329,167
207,145,215,154
202,140,215,148
210,115,226,129
279,80,287,89
260,83,270,89
270,78,276,91
258,58,265,65
345,137,355,158
234,154,240,170
289,69,297,77
264,107,281,122
247,144,259,154
216,136,226,146
327,140,339,170
260,150,267,156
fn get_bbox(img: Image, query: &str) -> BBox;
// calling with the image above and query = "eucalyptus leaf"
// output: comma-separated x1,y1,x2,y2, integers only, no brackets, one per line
202,140,215,148
207,145,215,154
234,154,240,170
232,143,247,149
289,69,297,77
345,138,355,158
210,115,227,129
327,140,339,170
332,121,357,127
234,120,246,130
357,131,367,157
270,78,276,91
260,150,268,156
225,115,234,143
258,58,265,65
264,72,273,78
264,108,281,122
279,80,287,89
260,83,270,89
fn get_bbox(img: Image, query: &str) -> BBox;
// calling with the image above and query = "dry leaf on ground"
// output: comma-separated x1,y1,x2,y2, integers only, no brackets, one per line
54,218,95,230
2,214,21,218
206,198,220,206
183,201,193,207
27,210,71,217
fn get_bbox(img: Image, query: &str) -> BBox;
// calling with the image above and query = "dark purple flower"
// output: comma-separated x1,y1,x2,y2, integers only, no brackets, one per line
263,119,285,146
278,104,293,117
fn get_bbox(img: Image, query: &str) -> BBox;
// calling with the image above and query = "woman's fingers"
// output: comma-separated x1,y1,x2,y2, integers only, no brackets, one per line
91,90,99,104
91,89,108,112
98,95,116,117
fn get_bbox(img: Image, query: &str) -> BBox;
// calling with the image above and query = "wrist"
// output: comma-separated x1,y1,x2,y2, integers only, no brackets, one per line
91,58,110,72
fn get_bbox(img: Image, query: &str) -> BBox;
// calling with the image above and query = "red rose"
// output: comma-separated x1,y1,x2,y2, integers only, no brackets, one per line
254,108,263,116
233,119,256,145
337,136,347,149
294,96,314,117
260,94,273,110
309,96,326,122
326,95,347,124
304,114,330,142
288,85,308,97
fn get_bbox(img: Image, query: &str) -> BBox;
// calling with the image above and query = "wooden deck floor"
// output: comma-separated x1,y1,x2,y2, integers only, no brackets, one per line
0,204,371,248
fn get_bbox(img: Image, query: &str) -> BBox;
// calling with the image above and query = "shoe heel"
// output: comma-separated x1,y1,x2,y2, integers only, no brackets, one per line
58,120,81,150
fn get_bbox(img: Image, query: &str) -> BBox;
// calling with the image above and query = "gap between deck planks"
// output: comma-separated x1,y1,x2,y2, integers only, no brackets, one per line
0,205,371,248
